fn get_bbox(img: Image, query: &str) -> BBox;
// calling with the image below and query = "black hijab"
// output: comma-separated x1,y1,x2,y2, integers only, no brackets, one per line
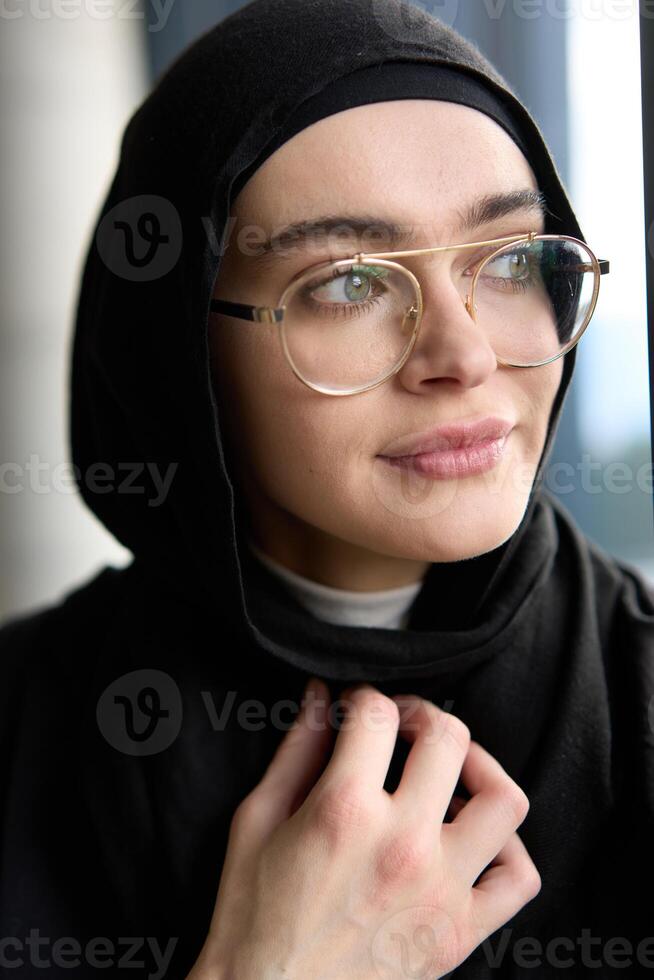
70,0,585,643
1,1,653,977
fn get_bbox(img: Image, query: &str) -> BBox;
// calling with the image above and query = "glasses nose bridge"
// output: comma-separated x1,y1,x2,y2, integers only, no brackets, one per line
406,242,477,320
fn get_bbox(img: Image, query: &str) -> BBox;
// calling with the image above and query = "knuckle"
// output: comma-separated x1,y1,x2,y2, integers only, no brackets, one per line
375,830,432,887
371,692,402,727
347,687,400,726
311,779,372,843
516,859,542,901
502,783,530,823
230,792,258,833
436,711,471,752
487,781,530,826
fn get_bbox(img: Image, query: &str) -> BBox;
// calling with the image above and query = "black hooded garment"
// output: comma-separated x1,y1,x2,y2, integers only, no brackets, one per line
1,1,654,977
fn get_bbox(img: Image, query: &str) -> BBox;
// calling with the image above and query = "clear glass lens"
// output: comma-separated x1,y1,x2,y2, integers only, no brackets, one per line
471,237,598,366
280,238,598,393
281,259,418,394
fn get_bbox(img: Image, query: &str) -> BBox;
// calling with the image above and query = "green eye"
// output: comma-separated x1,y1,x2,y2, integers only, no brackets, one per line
306,264,391,306
341,265,390,301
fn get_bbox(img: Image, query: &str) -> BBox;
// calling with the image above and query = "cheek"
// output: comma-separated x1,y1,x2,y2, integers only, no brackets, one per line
250,403,368,507
210,324,364,494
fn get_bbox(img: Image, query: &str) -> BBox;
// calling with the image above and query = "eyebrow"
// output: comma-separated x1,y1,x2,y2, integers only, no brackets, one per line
246,188,549,270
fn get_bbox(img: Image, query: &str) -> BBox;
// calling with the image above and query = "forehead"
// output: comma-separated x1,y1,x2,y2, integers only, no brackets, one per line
232,99,538,237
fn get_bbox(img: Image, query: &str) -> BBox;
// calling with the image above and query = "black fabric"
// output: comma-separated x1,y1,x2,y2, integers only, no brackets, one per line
1,1,653,977
230,59,533,201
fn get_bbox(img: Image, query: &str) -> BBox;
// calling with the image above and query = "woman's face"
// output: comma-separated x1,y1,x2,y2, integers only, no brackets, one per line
209,100,563,588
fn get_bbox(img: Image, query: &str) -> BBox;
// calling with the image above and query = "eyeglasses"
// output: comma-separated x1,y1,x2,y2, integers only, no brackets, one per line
210,231,610,397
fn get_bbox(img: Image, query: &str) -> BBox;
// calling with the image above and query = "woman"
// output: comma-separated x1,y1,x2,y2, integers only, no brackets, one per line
1,0,652,977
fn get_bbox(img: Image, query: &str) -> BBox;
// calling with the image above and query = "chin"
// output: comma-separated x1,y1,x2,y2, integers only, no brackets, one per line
430,500,530,561
369,494,530,564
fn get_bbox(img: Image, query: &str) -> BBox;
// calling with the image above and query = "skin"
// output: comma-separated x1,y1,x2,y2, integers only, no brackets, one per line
186,683,541,979
209,99,563,591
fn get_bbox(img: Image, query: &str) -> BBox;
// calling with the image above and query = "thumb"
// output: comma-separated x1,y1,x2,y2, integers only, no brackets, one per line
250,677,334,829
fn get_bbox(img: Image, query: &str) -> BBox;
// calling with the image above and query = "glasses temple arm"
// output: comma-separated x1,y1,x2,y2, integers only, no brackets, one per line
210,299,285,323
551,260,610,274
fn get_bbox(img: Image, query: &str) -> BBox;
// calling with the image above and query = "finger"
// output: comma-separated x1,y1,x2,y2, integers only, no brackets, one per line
319,684,400,794
253,677,334,825
443,739,530,886
468,829,542,938
389,693,471,824
445,794,467,823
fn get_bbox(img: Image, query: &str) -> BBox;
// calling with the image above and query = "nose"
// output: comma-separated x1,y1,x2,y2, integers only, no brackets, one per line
394,266,497,392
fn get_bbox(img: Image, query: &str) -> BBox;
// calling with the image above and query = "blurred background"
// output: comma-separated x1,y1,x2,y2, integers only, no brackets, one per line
0,0,652,623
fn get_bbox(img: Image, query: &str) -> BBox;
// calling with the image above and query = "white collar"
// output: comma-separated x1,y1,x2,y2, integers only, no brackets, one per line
248,539,424,629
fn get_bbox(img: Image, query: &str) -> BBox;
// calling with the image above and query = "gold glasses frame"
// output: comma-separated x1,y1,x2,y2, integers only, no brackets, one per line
210,231,610,397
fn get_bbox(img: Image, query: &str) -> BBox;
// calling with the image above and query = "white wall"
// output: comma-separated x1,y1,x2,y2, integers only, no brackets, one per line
0,2,150,622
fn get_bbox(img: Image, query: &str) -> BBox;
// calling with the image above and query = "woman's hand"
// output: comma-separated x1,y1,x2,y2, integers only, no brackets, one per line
186,679,541,979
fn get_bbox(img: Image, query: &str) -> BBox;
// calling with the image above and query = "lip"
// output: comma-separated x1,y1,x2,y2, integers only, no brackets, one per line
380,435,511,479
378,416,515,458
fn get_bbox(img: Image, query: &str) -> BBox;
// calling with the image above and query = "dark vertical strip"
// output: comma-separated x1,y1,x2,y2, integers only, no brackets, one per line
640,1,654,532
